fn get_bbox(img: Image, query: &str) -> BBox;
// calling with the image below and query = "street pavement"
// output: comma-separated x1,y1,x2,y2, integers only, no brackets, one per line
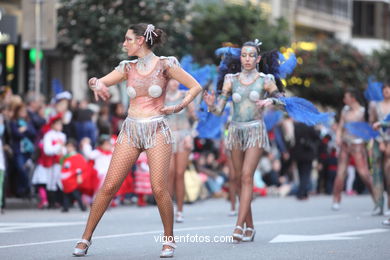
0,195,389,260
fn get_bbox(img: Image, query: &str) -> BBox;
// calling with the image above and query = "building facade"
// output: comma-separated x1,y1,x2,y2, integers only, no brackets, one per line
0,0,87,100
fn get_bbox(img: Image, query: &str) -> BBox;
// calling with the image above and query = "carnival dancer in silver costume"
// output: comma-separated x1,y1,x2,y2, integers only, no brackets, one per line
73,23,202,258
369,82,390,218
332,88,374,211
204,40,285,243
165,79,197,223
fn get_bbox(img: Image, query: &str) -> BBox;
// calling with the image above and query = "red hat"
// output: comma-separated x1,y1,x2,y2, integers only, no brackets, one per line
41,113,63,134
48,113,63,126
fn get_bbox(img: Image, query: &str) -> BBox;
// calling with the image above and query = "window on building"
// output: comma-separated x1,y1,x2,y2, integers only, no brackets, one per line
352,1,375,37
298,0,350,19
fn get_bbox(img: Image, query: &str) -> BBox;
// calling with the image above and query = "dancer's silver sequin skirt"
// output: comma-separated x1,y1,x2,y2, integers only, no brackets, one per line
225,120,269,151
117,115,174,149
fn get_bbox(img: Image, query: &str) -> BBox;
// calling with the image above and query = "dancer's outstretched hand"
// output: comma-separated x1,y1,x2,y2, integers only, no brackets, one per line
256,98,273,108
203,90,216,106
88,77,111,101
373,121,381,130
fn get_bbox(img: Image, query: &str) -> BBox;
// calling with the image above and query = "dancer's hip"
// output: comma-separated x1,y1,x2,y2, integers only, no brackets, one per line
117,115,174,149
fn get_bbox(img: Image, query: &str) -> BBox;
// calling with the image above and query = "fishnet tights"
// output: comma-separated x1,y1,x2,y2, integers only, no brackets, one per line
77,132,174,249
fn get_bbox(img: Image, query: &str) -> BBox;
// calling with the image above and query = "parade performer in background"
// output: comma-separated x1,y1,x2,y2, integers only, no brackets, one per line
368,80,390,216
332,88,374,211
204,38,329,243
204,40,286,243
166,78,197,223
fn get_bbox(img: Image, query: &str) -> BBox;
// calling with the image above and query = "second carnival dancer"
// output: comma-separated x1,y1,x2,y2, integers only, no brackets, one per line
204,40,285,243
369,81,390,217
332,88,374,211
165,79,197,223
72,23,202,258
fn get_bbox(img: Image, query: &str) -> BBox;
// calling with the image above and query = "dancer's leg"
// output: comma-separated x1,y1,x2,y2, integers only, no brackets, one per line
0,170,4,209
230,148,244,236
77,141,141,246
383,142,390,209
168,154,176,198
145,133,174,247
227,153,238,212
333,143,349,203
233,147,262,231
346,165,356,194
372,141,384,210
175,150,190,213
351,144,374,200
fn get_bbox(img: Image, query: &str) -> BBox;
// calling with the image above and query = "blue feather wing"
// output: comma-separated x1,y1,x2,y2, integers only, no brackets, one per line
215,47,241,58
344,122,379,141
364,76,383,101
264,110,284,131
278,52,297,79
383,114,390,122
179,55,216,90
279,97,333,126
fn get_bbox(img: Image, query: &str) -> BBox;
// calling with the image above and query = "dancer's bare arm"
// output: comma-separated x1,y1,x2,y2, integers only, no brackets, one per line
204,75,232,116
160,58,203,114
88,70,124,101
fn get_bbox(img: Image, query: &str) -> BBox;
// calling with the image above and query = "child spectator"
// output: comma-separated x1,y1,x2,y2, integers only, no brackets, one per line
81,135,113,192
60,139,87,212
32,114,66,208
134,152,152,207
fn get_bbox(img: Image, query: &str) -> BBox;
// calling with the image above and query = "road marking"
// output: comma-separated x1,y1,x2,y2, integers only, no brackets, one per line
0,222,85,233
0,214,348,249
269,229,389,243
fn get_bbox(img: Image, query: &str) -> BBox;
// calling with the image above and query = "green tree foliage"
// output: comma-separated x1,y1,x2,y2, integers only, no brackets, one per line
373,47,390,82
57,0,192,76
190,2,290,64
286,39,375,107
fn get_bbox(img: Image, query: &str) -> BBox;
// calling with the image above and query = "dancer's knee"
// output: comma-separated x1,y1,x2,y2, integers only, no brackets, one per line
100,183,118,197
241,173,253,186
153,186,169,199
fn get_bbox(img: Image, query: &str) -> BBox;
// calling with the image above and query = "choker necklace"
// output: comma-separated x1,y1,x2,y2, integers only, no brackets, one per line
137,52,156,72
239,69,258,83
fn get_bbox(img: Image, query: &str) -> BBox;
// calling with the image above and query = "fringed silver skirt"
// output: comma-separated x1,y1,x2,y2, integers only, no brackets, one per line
117,115,174,149
225,120,269,151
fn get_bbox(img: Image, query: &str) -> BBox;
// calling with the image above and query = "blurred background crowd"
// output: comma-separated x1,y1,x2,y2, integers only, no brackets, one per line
1,0,390,215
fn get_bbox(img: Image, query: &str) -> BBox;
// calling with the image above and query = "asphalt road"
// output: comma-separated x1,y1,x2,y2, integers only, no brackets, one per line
0,195,389,260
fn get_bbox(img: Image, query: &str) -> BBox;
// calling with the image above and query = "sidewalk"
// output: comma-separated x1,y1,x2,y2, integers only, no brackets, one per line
2,197,37,210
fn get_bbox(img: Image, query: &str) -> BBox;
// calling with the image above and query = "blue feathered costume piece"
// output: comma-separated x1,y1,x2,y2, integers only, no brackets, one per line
344,122,379,141
215,47,242,94
179,55,215,89
264,110,284,131
364,76,383,102
177,55,228,139
279,97,334,126
278,52,297,79
359,76,390,140
214,46,332,126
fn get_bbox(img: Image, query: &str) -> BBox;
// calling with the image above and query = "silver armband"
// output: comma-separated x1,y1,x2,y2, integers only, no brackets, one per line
90,79,102,91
